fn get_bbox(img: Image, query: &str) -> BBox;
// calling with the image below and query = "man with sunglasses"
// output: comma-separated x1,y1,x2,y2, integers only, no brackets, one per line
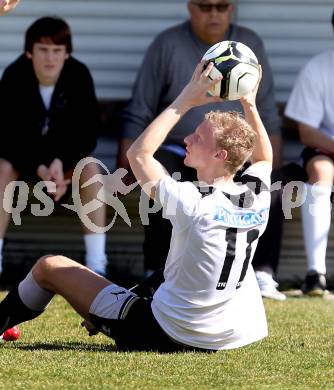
119,0,285,300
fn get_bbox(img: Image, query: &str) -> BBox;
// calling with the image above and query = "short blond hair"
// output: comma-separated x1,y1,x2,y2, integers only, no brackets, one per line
205,111,257,175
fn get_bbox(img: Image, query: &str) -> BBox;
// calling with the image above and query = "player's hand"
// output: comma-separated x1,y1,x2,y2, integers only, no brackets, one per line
0,0,20,15
240,65,262,108
173,61,223,111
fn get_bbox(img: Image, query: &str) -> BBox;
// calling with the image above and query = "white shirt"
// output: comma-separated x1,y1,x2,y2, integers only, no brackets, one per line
39,84,55,110
285,50,334,139
151,163,271,350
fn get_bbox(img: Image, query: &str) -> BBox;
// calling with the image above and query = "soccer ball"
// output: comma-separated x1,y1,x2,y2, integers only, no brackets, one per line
202,40,260,100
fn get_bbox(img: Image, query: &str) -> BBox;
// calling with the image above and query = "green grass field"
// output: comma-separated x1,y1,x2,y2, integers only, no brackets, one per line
0,294,333,390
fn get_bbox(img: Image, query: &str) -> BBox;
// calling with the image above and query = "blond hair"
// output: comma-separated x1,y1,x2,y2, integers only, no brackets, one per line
205,111,257,175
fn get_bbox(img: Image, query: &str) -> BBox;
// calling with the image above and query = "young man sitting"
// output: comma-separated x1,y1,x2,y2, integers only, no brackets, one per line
0,17,107,276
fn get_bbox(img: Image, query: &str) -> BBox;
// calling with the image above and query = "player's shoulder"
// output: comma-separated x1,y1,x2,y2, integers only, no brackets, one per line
238,162,271,195
159,177,214,207
160,176,202,194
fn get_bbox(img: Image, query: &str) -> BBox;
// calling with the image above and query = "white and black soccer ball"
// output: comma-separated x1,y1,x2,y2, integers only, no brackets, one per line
202,40,260,101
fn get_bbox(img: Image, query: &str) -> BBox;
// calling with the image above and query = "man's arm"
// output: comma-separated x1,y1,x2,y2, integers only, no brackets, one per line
298,122,334,154
240,67,273,167
127,62,222,197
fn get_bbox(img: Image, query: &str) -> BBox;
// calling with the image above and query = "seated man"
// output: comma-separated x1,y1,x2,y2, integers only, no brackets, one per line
0,17,108,276
0,62,272,352
284,9,334,296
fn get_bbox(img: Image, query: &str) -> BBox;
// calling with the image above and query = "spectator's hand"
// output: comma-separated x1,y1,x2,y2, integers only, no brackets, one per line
173,61,223,111
0,0,20,15
240,65,262,108
37,159,71,202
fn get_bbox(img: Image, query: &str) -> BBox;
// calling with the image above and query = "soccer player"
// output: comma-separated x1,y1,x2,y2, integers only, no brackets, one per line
0,62,272,352
119,0,284,300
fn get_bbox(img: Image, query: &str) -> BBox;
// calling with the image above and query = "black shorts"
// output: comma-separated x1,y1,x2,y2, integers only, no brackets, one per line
88,271,213,353
301,147,334,169
109,298,212,352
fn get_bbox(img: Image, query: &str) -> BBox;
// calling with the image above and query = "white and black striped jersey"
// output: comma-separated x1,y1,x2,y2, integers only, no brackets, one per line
151,162,271,350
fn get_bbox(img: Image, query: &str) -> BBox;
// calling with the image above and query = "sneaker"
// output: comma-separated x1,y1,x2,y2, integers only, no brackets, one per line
256,271,287,301
302,271,327,296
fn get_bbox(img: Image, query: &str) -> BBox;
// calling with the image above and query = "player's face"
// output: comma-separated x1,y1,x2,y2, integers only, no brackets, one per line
187,0,234,45
184,120,218,169
26,42,69,86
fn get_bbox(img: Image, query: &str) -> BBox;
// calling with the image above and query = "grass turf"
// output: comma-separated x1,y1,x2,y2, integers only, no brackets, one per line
0,294,333,390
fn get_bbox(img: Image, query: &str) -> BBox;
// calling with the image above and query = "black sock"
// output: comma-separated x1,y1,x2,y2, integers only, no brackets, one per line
0,286,43,333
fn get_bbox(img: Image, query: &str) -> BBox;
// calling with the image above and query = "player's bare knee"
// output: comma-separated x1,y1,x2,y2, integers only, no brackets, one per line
32,255,68,284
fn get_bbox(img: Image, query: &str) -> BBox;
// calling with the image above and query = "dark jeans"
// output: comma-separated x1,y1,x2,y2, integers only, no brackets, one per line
143,148,283,277
251,169,283,276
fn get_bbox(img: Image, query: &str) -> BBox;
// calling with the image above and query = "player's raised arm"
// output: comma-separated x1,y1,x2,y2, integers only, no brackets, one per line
0,0,20,15
240,66,273,167
126,62,222,197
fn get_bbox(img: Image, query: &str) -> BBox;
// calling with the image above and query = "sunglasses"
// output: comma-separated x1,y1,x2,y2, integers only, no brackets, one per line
191,2,231,13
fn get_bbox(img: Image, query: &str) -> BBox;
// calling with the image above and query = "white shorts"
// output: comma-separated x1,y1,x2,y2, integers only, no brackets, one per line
89,284,139,337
